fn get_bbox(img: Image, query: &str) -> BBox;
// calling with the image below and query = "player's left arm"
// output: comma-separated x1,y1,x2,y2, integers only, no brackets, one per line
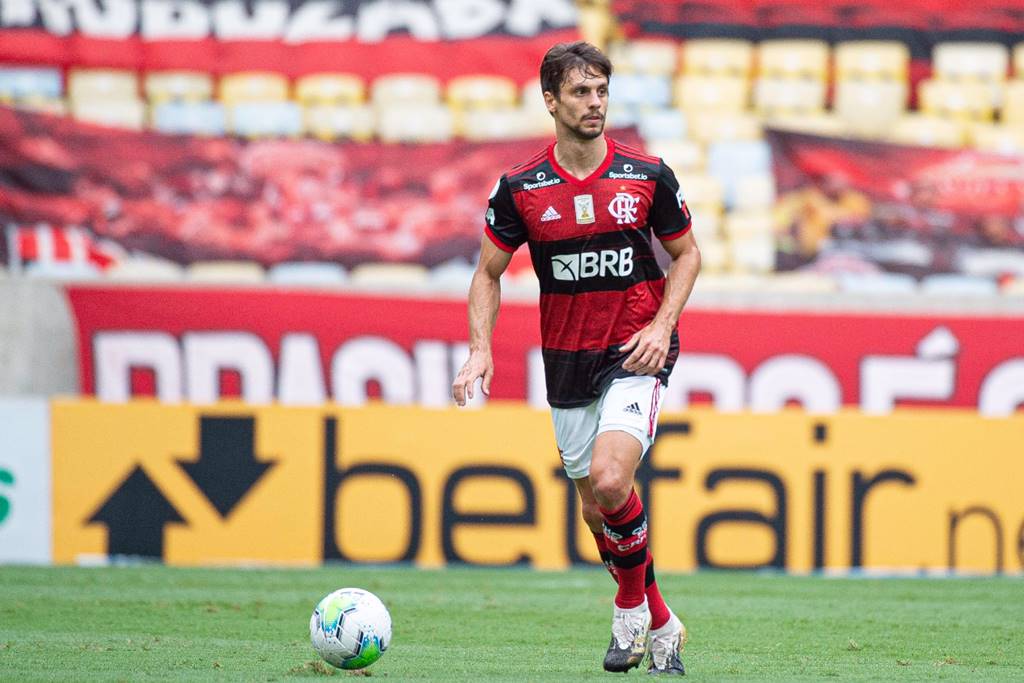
622,162,702,376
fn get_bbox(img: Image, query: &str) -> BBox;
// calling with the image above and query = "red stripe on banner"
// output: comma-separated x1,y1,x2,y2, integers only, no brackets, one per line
52,227,71,261
17,228,38,260
0,30,578,84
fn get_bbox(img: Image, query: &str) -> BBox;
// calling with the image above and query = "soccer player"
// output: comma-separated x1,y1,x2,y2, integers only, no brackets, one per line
452,41,701,675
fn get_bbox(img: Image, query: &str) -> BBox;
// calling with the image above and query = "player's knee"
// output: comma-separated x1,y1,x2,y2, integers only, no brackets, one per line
589,468,632,510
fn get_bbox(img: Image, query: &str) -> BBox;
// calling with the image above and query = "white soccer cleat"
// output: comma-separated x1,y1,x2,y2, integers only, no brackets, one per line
647,611,687,676
603,598,651,672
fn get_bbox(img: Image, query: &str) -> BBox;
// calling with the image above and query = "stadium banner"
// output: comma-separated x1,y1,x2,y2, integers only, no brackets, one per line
0,109,641,268
0,397,52,564
51,401,1024,573
769,129,1024,278
66,286,1024,415
0,0,577,83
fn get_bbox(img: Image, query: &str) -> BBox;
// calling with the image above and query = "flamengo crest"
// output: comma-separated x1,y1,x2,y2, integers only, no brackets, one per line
608,193,639,224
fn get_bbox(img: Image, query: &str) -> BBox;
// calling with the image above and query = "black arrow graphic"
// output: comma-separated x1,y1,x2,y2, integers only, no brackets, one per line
177,416,275,518
88,465,185,558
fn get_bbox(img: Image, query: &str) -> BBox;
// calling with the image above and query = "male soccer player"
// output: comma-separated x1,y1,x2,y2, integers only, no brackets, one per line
452,41,701,675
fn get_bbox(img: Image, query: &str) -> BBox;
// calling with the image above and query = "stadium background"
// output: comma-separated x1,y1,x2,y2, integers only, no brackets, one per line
1,0,1023,577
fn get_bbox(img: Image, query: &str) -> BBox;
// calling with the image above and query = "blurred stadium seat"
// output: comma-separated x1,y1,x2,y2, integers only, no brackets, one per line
458,107,533,141
268,262,348,286
732,173,776,211
68,69,138,101
229,102,303,138
888,114,966,148
688,111,762,144
1002,81,1024,124
933,42,1008,84
428,259,476,289
755,78,826,116
918,79,995,121
645,140,705,172
834,80,907,136
706,140,772,207
955,248,1024,278
349,262,430,287
676,172,724,215
680,39,754,79
674,75,748,113
295,74,365,106
304,104,375,141
144,71,214,104
920,273,999,296
766,113,848,137
608,73,672,108
837,272,917,294
377,104,454,142
152,102,227,135
187,260,266,283
968,122,1024,154
636,108,687,141
610,39,679,75
106,257,186,282
447,75,519,113
0,67,62,102
71,98,146,130
757,40,829,81
219,72,289,104
371,74,442,107
834,41,909,82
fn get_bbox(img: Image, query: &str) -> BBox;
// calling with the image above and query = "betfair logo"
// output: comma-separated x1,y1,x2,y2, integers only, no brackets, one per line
551,247,634,281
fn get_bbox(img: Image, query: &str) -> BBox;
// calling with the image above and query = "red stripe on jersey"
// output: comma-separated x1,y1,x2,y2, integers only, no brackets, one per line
658,223,692,242
546,138,616,186
539,279,665,352
485,225,517,253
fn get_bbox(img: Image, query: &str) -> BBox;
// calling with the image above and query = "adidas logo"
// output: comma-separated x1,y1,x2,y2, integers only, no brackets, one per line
623,402,643,416
540,206,561,222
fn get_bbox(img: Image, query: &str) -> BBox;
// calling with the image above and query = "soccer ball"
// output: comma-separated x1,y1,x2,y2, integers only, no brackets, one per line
309,588,391,670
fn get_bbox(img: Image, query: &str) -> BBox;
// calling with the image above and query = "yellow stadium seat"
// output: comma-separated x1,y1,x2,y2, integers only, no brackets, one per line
304,104,374,141
919,79,995,121
371,74,442,107
681,39,754,79
1014,43,1024,79
13,98,66,116
576,0,618,50
187,260,266,283
933,42,1009,83
733,174,776,211
674,75,748,112
447,75,518,112
754,77,826,115
610,39,679,75
219,72,289,104
295,73,365,106
728,235,775,273
675,172,724,214
1002,80,1024,124
144,71,213,104
645,140,705,172
834,41,908,82
377,103,453,142
349,262,430,287
457,107,535,141
757,40,830,81
689,111,763,144
724,209,774,238
695,235,728,273
71,98,146,129
68,69,138,102
834,80,907,135
969,122,1024,154
888,114,966,148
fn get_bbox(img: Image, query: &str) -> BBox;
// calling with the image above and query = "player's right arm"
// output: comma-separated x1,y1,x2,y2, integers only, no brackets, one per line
452,237,513,406
452,175,526,406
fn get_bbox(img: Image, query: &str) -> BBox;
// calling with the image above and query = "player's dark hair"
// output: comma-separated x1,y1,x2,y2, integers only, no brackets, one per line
540,41,612,99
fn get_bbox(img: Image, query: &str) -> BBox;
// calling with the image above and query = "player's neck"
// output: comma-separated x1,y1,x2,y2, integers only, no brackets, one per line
553,135,607,181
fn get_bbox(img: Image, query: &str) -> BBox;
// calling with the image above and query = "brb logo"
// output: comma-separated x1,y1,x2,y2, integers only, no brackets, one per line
551,247,634,281
608,193,639,224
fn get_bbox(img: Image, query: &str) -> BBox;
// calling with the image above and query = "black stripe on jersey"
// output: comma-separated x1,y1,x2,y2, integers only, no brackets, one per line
542,333,679,408
529,229,664,295
507,160,563,193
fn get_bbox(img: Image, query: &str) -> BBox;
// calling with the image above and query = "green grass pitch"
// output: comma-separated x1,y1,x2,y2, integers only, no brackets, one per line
1,565,1021,681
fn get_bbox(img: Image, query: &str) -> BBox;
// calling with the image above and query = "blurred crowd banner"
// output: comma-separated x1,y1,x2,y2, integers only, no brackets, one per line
769,129,1024,278
49,401,1024,573
0,108,613,267
612,1,1024,56
68,286,1024,415
0,0,577,82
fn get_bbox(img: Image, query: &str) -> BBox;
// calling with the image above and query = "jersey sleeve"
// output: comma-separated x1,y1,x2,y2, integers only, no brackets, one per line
650,161,693,241
484,175,527,253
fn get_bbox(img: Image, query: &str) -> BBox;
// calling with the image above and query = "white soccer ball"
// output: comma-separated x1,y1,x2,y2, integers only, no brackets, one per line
309,587,392,670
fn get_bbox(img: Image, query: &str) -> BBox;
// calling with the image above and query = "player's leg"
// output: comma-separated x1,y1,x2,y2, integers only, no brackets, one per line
593,376,686,675
572,476,618,581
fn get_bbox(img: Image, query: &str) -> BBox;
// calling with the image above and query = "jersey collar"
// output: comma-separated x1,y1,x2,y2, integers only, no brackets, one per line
547,137,615,187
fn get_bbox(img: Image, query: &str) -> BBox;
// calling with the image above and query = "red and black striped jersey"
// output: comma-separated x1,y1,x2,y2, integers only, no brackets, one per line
485,137,692,408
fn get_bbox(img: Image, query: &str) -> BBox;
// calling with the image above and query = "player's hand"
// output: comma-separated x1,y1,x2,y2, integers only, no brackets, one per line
620,322,672,376
452,350,493,406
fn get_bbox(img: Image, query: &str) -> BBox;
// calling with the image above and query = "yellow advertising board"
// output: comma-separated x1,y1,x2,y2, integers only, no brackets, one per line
51,401,1024,574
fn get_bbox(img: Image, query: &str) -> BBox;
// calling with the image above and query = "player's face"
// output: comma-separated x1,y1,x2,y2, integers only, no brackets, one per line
547,67,608,141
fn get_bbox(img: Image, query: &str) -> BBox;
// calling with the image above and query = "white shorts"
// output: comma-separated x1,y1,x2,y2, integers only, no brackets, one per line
551,375,666,480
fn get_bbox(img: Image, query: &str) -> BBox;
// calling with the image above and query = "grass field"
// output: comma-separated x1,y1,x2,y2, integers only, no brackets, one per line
0,565,1021,681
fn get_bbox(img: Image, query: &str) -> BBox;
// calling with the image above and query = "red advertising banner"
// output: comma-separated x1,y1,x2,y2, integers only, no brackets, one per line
768,129,1024,278
0,108,643,266
0,0,577,83
68,286,1024,416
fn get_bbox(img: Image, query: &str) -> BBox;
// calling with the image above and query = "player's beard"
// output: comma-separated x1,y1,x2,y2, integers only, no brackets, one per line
565,113,605,141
